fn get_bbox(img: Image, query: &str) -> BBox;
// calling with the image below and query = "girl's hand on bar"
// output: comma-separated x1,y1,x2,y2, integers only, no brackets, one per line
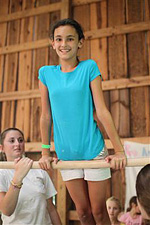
105,151,127,170
39,155,54,170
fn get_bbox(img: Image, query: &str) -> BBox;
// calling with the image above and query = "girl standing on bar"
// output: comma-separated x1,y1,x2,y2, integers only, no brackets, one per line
38,18,126,225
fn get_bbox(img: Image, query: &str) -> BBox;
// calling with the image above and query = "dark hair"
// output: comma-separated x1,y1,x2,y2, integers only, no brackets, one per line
136,164,150,218
50,18,85,41
0,128,24,145
126,196,137,212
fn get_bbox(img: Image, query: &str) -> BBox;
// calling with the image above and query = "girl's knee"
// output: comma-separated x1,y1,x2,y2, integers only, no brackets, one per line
92,207,107,223
76,207,93,223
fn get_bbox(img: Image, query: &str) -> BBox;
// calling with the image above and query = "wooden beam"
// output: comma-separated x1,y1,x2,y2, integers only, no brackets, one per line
85,21,150,40
0,76,149,102
0,39,50,55
0,3,61,23
24,137,150,152
72,0,103,6
102,75,150,90
0,21,150,55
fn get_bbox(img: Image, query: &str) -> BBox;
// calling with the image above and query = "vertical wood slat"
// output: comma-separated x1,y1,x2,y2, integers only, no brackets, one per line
1,0,22,130
31,0,50,142
56,1,70,224
74,5,90,60
108,0,128,206
145,0,150,136
0,0,9,131
15,0,35,141
61,0,70,19
90,1,110,139
127,0,149,137
90,1,111,204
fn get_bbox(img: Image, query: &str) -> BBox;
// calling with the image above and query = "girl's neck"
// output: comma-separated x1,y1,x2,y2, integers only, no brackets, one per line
60,58,79,72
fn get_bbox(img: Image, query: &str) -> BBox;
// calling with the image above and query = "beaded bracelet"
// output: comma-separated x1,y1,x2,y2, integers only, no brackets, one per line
11,180,23,189
42,144,51,149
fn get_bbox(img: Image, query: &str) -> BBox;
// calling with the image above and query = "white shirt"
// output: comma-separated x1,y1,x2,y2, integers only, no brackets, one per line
0,169,57,225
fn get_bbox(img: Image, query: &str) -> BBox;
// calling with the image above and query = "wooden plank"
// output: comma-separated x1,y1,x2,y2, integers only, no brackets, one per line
108,0,128,206
24,137,150,152
90,1,108,80
108,0,129,137
90,1,109,138
127,0,149,137
0,21,150,55
30,0,50,142
145,0,150,136
0,0,8,87
74,4,90,60
0,39,50,55
0,75,150,101
72,0,103,6
85,21,150,39
57,170,67,225
61,0,70,19
48,3,66,224
0,2,61,23
0,0,9,130
15,0,35,141
1,0,22,131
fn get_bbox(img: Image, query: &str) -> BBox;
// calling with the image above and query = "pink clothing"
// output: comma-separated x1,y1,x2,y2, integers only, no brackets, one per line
119,212,142,225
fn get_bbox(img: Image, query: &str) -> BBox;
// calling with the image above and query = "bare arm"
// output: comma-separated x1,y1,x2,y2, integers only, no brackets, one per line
90,76,126,169
47,198,62,225
39,80,56,170
39,80,52,154
0,158,33,216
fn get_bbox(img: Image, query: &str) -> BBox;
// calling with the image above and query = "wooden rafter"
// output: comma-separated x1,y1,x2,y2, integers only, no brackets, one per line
0,76,149,102
0,21,150,55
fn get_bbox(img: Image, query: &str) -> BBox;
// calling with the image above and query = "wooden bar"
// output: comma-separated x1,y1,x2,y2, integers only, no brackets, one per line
0,157,150,169
0,3,61,23
0,21,150,55
15,0,34,141
127,0,148,137
72,0,103,6
23,136,150,152
84,21,150,39
0,76,149,102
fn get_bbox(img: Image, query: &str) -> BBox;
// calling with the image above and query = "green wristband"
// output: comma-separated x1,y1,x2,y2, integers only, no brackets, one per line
42,144,51,149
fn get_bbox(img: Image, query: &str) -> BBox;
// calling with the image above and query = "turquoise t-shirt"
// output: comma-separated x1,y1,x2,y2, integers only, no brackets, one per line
38,59,104,160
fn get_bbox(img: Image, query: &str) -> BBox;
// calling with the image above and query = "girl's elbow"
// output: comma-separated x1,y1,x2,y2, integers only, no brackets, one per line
96,109,110,122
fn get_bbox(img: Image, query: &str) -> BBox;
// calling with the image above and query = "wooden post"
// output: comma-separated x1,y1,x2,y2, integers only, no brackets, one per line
126,0,149,137
15,0,35,141
61,0,70,19
108,0,129,206
1,0,22,130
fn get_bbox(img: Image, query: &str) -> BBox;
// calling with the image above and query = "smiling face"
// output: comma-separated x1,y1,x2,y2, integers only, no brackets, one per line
0,130,25,161
106,200,121,220
52,25,83,63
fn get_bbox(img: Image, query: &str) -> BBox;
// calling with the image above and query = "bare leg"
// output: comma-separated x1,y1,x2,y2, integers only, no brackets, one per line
65,179,96,225
88,179,111,225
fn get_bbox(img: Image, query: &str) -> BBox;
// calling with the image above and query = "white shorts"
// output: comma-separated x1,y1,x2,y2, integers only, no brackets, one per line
60,146,111,182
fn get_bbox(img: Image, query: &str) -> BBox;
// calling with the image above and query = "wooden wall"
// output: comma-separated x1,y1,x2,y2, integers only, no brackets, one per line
0,0,150,224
